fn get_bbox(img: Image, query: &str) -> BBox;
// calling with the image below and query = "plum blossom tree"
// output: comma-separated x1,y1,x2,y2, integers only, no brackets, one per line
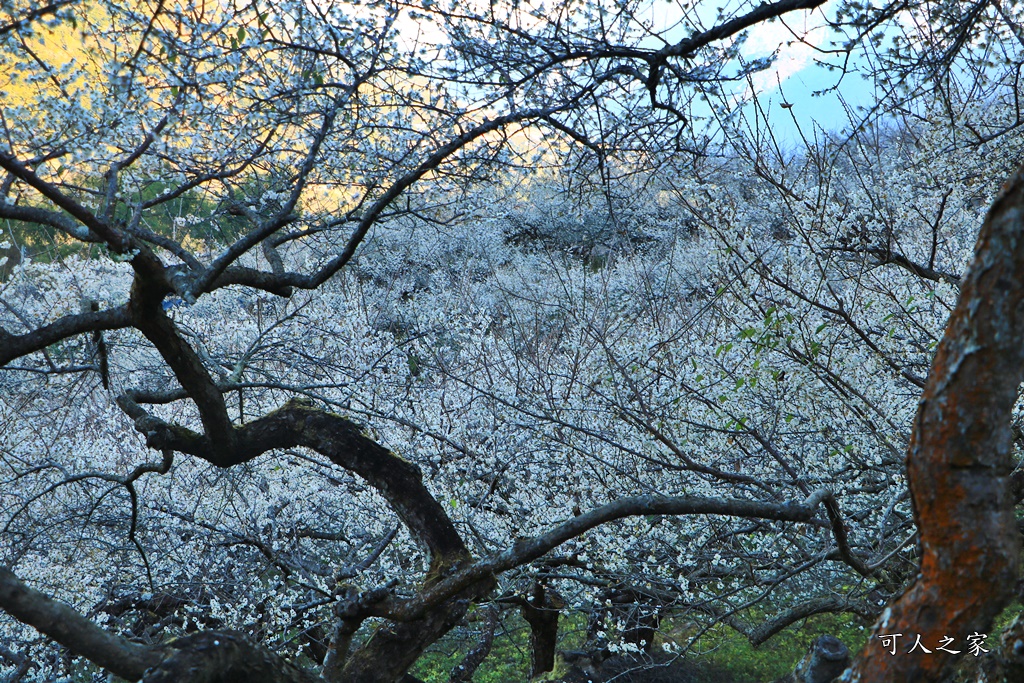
0,0,1023,682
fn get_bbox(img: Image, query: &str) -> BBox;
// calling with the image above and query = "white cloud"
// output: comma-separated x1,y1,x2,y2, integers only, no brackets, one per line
739,0,836,99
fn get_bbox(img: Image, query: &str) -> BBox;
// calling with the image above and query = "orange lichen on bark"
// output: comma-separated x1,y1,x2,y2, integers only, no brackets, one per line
849,166,1024,682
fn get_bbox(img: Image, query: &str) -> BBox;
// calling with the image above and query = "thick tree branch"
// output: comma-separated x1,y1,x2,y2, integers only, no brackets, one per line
0,567,163,680
0,202,101,242
118,397,467,567
745,597,877,646
141,631,319,683
449,605,498,683
213,265,295,297
658,0,826,61
0,570,337,683
128,273,237,451
0,305,131,366
115,390,484,682
0,152,132,253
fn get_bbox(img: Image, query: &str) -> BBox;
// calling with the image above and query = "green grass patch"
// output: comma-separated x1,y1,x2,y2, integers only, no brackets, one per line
680,612,871,682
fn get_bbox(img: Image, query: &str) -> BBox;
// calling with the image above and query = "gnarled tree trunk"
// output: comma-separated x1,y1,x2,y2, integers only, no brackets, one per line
851,165,1024,681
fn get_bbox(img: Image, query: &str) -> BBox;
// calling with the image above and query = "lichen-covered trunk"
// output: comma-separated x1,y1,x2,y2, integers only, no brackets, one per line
850,166,1024,681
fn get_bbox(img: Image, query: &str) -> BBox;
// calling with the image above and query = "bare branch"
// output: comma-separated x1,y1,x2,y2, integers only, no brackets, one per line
0,1,74,37
369,487,864,622
0,305,131,366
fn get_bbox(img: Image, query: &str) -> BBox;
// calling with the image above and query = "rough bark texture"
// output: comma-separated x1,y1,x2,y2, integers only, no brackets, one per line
521,582,562,676
949,611,1024,682
449,605,498,683
0,567,163,680
848,166,1024,681
334,579,492,683
141,631,320,683
774,635,849,683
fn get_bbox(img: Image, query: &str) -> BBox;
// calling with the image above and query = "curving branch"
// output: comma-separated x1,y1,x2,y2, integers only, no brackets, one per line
745,597,877,647
0,202,101,242
127,273,237,452
449,604,499,683
364,487,868,623
657,0,826,61
0,567,163,680
0,305,131,366
196,97,608,298
829,244,962,285
0,571,330,683
0,152,132,253
117,396,467,566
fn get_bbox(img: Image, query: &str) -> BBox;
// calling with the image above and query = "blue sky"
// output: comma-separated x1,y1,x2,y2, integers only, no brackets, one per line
635,0,884,144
